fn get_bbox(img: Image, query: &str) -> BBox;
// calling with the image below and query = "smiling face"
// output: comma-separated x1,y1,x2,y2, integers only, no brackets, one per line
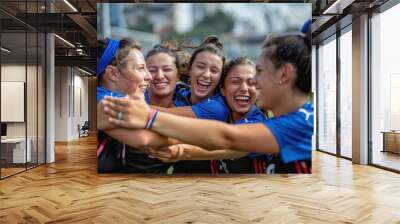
146,52,178,99
189,51,223,103
221,64,257,121
116,48,152,95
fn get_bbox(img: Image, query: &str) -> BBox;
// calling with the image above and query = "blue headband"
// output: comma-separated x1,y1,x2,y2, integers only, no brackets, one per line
300,19,312,34
97,39,120,77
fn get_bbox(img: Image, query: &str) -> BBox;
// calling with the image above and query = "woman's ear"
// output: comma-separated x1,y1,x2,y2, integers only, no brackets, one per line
105,65,119,82
280,63,295,85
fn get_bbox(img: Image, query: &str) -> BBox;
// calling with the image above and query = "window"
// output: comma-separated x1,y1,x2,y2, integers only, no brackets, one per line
370,3,400,171
339,28,352,158
317,36,337,154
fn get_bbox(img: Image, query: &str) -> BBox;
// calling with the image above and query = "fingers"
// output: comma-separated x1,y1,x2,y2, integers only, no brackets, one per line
102,99,129,115
103,104,119,119
104,95,130,107
108,116,131,129
150,148,173,159
149,148,175,163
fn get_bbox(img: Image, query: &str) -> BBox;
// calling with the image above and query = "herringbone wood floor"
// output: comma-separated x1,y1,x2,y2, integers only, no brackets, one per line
0,135,400,223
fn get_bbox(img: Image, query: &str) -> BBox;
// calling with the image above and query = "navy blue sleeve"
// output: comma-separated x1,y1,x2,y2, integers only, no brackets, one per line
191,94,229,121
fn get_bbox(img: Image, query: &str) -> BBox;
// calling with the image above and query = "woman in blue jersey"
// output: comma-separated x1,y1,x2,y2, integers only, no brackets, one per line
102,32,313,174
154,36,227,173
97,38,178,173
144,44,190,107
150,36,230,122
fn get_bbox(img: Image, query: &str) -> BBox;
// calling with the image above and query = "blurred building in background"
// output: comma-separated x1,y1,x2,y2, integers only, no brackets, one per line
98,3,310,60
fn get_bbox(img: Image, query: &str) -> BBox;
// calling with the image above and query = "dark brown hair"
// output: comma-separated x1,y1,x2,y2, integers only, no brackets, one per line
97,38,141,83
219,57,255,88
262,33,311,93
188,35,225,70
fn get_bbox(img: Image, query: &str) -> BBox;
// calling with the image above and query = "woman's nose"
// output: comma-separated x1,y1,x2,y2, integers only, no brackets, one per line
144,68,152,82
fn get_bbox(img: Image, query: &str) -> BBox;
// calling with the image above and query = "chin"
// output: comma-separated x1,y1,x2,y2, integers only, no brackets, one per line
194,90,210,100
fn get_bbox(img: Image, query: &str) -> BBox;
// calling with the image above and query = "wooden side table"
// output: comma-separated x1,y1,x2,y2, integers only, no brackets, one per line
381,131,400,154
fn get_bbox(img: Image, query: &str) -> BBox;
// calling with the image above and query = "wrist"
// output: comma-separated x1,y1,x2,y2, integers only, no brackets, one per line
145,109,159,129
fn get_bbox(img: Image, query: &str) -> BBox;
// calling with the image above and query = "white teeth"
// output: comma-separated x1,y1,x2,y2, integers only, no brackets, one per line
198,80,211,86
234,96,250,101
154,83,168,88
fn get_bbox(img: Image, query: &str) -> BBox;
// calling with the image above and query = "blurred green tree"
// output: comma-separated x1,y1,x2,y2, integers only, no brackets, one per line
187,9,234,40
128,15,153,33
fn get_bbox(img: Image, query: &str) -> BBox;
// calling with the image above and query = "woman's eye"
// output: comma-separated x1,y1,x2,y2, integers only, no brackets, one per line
163,68,173,72
231,80,241,84
196,64,205,69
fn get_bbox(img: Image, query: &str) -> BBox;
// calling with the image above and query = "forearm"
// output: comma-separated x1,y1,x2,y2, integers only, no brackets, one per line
105,128,171,149
152,112,238,150
151,112,279,154
152,105,196,118
182,144,248,160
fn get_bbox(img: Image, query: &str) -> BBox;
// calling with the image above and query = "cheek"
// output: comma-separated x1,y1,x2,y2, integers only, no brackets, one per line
249,88,257,100
211,73,221,86
167,72,178,83
224,86,236,99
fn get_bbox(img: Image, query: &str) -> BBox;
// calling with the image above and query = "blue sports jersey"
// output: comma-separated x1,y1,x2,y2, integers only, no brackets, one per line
97,86,124,103
174,85,229,121
144,82,191,106
249,102,314,164
234,106,266,125
191,93,230,121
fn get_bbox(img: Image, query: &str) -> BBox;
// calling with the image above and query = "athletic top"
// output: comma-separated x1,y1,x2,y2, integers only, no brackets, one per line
97,86,124,103
249,102,314,173
144,82,191,106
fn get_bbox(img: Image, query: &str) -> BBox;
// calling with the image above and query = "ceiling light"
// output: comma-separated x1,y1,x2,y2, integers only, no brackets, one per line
63,0,78,12
323,0,342,15
1,47,11,53
322,0,355,15
54,34,75,48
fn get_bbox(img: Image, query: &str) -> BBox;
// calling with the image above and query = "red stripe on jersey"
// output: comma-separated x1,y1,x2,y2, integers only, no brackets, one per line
301,161,310,174
97,138,108,157
294,161,302,173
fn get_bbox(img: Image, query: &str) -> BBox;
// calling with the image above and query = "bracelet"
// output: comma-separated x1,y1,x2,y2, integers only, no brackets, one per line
145,109,156,129
147,110,159,130
145,109,159,129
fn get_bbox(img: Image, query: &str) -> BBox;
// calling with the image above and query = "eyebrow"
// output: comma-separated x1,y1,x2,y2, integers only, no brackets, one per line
195,61,206,66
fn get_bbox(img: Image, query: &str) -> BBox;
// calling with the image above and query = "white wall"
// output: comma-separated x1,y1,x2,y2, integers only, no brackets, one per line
54,67,89,141
1,64,46,164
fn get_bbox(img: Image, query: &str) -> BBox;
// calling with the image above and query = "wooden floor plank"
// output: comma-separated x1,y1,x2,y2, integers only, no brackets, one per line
0,135,399,223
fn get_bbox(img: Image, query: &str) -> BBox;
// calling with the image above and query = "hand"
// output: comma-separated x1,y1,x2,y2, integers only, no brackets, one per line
97,103,116,130
102,91,150,129
148,145,190,163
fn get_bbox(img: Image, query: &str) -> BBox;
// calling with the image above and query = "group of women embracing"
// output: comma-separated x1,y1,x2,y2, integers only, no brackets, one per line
97,22,313,174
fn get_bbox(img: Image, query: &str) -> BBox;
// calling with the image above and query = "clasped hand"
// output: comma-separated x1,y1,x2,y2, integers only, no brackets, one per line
101,92,150,130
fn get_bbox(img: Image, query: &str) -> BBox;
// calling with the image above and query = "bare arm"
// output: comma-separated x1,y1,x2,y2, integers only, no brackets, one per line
152,105,196,118
102,95,279,154
105,128,176,149
150,144,248,162
100,101,179,149
152,113,279,154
